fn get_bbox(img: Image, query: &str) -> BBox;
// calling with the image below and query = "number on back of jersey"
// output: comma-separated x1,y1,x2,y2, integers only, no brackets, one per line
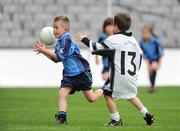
120,51,142,76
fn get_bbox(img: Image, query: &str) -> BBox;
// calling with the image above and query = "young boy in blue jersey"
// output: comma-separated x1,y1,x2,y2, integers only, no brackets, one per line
140,26,164,93
95,18,114,81
33,16,103,124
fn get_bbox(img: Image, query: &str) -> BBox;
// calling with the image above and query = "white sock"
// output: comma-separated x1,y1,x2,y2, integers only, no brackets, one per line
140,107,148,117
110,112,120,121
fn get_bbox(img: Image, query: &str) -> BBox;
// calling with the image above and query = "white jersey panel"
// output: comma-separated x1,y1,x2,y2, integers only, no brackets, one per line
104,34,143,99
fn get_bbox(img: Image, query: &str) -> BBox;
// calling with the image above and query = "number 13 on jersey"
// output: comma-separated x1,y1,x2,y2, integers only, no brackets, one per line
120,51,142,76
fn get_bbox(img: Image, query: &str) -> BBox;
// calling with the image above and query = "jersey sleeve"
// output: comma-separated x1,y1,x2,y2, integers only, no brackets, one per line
55,35,73,62
81,37,108,50
81,37,115,58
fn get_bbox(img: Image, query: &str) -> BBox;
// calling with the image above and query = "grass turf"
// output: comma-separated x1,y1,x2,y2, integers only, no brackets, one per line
0,87,180,131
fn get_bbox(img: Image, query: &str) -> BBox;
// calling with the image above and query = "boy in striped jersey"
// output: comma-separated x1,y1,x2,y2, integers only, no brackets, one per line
75,13,155,126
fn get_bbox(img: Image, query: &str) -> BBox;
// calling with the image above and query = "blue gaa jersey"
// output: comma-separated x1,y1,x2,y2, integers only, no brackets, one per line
140,35,164,62
98,33,109,69
55,32,90,76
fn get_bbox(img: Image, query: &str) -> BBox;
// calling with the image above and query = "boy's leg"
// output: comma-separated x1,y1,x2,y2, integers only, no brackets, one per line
128,96,155,125
102,71,109,81
149,70,157,88
83,89,103,103
58,87,72,111
83,87,122,126
55,87,72,124
104,95,117,114
103,95,122,126
97,78,122,126
149,61,159,92
147,61,156,92
128,96,144,110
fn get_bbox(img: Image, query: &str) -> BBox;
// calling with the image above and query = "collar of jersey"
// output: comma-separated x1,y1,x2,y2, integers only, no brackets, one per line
114,32,132,36
58,32,70,40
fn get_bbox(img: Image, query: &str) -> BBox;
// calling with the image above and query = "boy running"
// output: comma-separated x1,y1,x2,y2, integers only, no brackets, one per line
33,16,103,124
75,13,155,126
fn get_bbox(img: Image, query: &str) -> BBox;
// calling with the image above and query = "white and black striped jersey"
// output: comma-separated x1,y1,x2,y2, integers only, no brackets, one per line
82,32,143,99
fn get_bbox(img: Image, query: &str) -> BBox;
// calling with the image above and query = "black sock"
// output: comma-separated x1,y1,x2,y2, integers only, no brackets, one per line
150,70,157,87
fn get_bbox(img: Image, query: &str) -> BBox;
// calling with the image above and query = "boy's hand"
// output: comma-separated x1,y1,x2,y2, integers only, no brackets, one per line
75,32,87,42
33,40,46,54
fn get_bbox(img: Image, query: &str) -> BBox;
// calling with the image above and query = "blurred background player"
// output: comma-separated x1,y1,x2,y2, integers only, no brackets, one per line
140,26,164,93
33,16,103,124
95,18,114,81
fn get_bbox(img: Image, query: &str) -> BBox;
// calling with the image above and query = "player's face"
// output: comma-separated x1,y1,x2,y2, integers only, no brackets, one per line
142,28,151,41
105,25,114,36
53,21,66,38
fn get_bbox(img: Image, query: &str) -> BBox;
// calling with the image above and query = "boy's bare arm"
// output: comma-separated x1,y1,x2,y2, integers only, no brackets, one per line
33,40,58,62
41,49,58,62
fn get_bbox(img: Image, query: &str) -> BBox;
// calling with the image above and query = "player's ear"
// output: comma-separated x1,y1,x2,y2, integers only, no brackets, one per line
114,25,119,32
64,26,68,32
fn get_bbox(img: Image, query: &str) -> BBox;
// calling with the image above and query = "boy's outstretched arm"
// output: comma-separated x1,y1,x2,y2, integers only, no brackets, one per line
75,32,111,57
75,32,108,49
33,40,58,62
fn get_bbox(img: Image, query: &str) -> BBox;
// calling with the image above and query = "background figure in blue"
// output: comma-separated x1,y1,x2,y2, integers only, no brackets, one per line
140,26,164,93
95,18,114,81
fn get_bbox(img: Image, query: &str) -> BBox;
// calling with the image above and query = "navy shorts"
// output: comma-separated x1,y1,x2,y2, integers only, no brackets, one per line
149,57,162,64
149,59,159,64
60,71,92,94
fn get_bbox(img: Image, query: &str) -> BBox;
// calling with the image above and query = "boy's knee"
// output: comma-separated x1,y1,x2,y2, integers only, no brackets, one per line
87,97,96,103
58,88,70,99
127,97,137,102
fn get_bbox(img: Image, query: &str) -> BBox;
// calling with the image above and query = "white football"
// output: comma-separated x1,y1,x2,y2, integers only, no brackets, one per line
40,27,57,46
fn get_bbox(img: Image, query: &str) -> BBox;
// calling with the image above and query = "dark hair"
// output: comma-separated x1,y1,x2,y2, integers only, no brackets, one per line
53,16,70,31
114,13,131,32
103,17,114,33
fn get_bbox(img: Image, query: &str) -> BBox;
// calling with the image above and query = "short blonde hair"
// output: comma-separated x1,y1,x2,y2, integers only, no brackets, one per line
53,16,70,31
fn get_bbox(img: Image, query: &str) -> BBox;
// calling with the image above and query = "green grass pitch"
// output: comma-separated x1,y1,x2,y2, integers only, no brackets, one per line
0,87,180,131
